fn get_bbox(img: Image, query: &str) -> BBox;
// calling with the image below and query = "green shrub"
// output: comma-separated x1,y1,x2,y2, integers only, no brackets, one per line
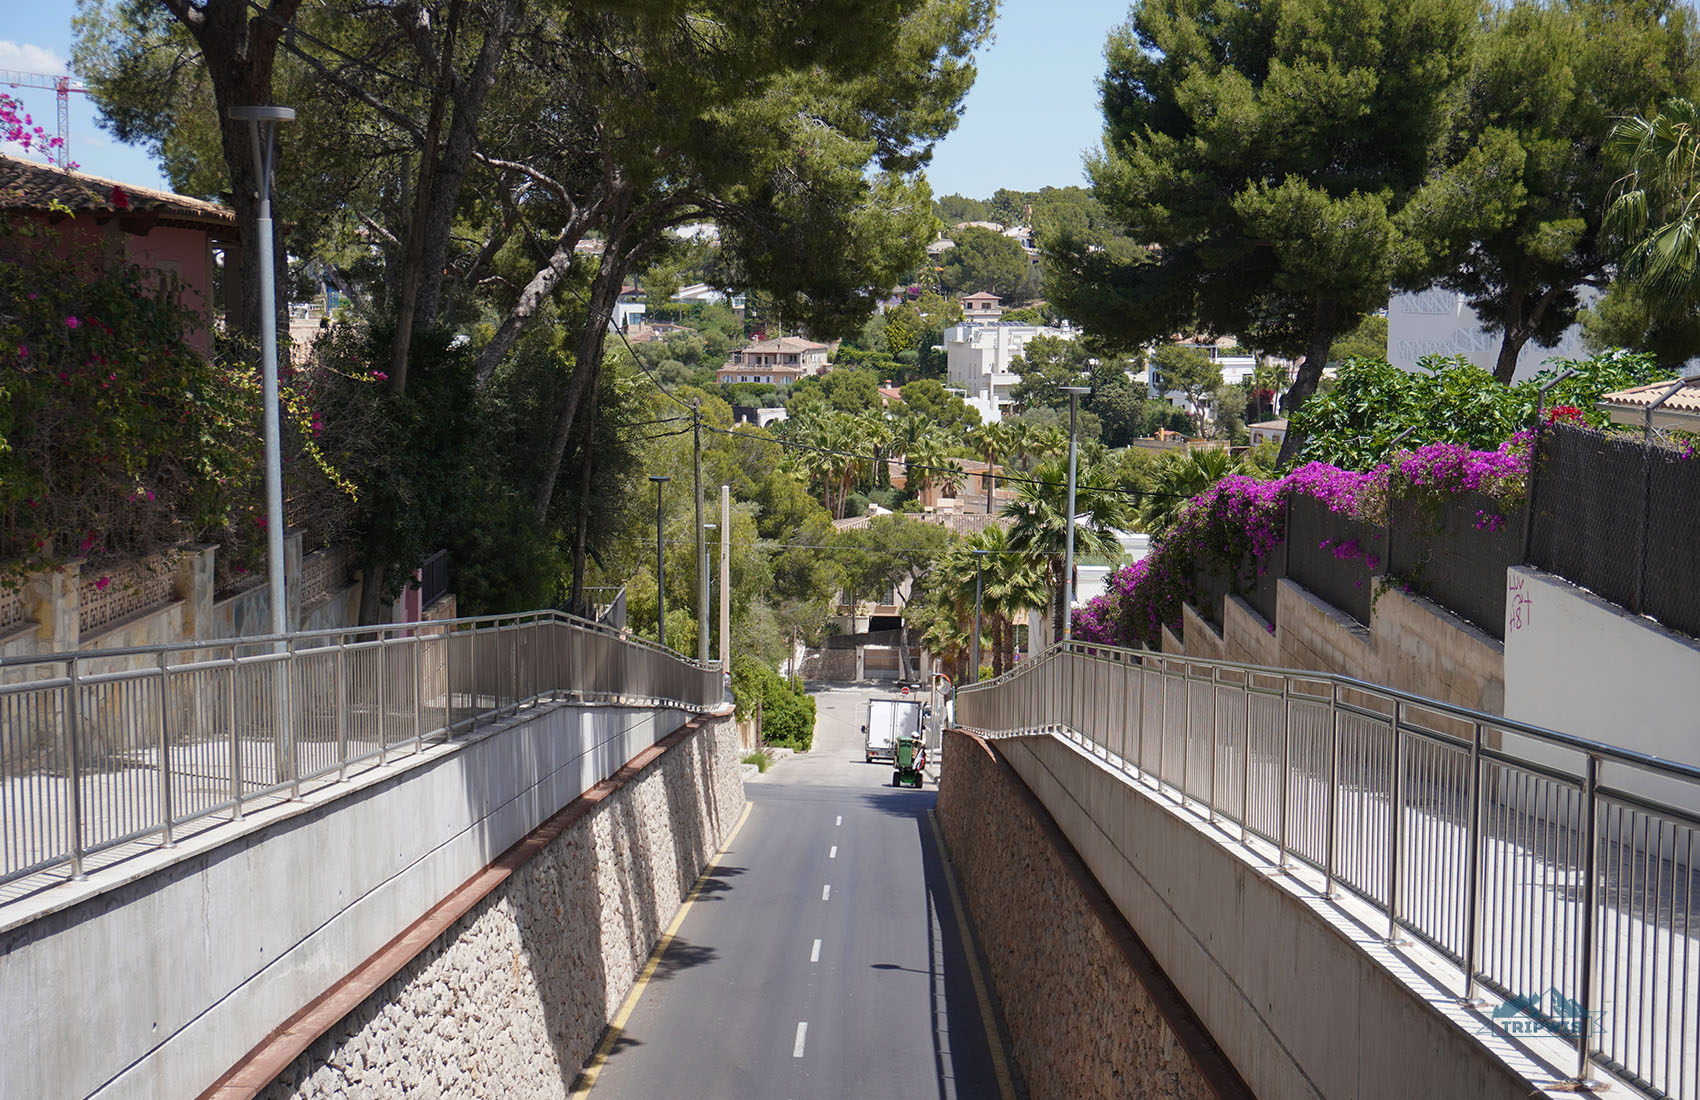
0,216,265,577
730,652,817,751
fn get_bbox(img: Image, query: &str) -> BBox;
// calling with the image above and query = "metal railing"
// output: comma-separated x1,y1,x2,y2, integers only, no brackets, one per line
958,641,1700,1100
0,610,720,892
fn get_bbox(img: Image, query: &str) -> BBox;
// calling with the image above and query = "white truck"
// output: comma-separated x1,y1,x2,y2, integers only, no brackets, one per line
862,696,924,764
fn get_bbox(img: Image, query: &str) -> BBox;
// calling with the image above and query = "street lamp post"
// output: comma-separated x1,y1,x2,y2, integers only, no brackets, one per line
971,549,987,678
650,475,670,649
229,104,295,640
1060,385,1091,641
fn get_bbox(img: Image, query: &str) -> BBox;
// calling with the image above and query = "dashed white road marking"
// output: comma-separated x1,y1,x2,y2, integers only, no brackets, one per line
835,815,842,827
822,884,831,901
793,1021,808,1058
829,845,838,859
810,938,822,963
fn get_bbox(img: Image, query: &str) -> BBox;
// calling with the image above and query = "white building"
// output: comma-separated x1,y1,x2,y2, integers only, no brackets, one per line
1386,287,1589,382
944,320,1077,422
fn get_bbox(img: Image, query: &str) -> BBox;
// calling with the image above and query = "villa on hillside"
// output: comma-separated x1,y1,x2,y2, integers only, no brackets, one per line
716,335,832,384
959,291,1004,321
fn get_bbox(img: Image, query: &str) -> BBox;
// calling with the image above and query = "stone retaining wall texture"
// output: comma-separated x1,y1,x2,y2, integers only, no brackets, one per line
938,730,1230,1100
258,715,744,1099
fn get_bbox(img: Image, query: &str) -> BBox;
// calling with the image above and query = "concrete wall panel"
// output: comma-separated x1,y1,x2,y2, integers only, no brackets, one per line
1,702,702,1100
961,730,1562,1100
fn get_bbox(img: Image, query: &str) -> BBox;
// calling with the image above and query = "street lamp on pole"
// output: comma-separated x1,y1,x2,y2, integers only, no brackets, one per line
229,104,295,640
971,549,987,678
650,475,670,649
1060,385,1091,642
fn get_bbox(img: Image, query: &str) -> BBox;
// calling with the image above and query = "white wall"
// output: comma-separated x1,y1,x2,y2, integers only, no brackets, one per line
1502,566,1700,812
1386,288,1590,382
944,322,1076,422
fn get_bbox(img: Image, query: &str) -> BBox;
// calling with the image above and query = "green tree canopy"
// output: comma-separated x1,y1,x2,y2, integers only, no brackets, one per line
938,226,1035,302
1050,0,1507,463
1010,334,1093,410
1148,346,1221,435
898,378,982,433
1441,0,1699,382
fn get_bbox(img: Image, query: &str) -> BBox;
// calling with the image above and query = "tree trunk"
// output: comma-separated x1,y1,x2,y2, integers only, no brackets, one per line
1274,299,1339,468
388,0,461,394
175,0,302,347
568,379,604,615
530,245,626,522
358,562,387,627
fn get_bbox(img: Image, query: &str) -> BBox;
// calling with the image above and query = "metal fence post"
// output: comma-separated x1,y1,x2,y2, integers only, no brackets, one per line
412,630,424,754
1208,674,1219,822
65,655,86,879
469,622,480,729
377,636,389,767
1278,677,1290,871
1388,713,1406,940
287,635,300,800
227,657,243,820
1574,754,1600,1088
157,652,175,846
1325,681,1338,896
1241,678,1252,843
335,641,348,782
1461,720,1484,1002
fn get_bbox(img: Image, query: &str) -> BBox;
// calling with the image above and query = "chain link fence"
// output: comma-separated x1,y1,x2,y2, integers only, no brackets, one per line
1389,491,1525,640
1529,425,1700,639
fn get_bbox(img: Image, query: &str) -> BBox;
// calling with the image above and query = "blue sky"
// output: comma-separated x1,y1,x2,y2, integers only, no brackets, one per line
1,2,1130,201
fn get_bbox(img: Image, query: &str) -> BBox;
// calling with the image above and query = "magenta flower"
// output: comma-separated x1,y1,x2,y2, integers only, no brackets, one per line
65,316,80,329
93,576,111,592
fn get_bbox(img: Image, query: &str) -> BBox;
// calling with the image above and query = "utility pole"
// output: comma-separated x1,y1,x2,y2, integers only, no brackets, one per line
720,484,731,673
694,398,708,663
650,475,670,649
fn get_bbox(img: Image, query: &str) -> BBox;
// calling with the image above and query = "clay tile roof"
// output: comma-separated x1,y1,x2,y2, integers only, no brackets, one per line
960,291,1002,302
0,152,235,233
740,336,828,353
1597,377,1700,428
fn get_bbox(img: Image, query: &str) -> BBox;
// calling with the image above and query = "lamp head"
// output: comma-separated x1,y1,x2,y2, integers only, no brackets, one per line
229,106,297,124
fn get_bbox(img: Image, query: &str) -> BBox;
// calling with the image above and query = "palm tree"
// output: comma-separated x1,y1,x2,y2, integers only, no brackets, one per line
1606,99,1700,314
967,421,1017,513
972,525,1049,675
1002,457,1131,642
1135,447,1239,538
905,430,964,501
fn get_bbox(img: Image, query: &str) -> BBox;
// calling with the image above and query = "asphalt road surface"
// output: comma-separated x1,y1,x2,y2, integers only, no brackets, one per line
578,682,1022,1100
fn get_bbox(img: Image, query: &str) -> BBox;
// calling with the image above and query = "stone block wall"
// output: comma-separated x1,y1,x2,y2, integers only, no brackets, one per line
937,729,1248,1100
255,714,744,1100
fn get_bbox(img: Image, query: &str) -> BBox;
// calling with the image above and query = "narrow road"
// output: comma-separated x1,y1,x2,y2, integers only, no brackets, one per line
578,683,1020,1100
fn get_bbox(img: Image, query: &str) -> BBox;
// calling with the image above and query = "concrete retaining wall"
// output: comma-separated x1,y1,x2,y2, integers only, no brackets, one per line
254,713,745,1099
0,701,731,1100
1184,578,1504,715
938,729,1247,1100
966,728,1554,1100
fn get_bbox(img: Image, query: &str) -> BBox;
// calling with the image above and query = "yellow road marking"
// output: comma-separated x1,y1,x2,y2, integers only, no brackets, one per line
570,800,754,1097
927,808,1018,1100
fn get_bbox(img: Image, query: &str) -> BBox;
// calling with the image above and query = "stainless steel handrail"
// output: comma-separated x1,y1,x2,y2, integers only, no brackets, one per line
957,640,1700,1100
0,611,722,895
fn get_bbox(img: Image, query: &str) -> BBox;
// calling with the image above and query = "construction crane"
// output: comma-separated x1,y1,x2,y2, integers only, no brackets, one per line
0,69,87,169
